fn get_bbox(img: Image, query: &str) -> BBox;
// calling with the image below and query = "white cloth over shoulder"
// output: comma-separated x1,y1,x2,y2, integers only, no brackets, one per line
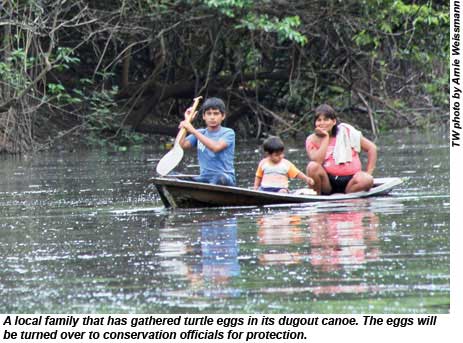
333,123,362,164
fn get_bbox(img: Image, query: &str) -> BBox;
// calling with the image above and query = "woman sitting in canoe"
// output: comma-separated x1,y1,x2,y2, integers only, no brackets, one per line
306,104,377,195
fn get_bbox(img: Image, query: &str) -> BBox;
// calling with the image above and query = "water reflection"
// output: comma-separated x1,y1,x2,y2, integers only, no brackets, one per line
0,128,449,313
159,217,240,299
309,211,380,273
199,218,240,284
257,210,379,271
256,209,383,296
258,214,306,265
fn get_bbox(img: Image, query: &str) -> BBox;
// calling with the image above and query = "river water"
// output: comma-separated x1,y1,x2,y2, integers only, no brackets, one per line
0,128,449,314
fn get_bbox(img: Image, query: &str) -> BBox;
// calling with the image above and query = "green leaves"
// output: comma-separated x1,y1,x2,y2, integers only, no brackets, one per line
353,30,373,47
201,0,307,45
239,14,307,45
79,80,145,148
202,0,252,17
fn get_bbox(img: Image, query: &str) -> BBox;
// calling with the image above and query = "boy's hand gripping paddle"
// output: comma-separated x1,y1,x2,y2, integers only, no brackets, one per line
156,96,202,176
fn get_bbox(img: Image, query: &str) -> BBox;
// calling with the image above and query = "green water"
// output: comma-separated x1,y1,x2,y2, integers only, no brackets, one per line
0,129,449,313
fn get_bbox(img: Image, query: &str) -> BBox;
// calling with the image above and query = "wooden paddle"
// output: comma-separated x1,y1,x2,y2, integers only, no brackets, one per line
156,96,202,176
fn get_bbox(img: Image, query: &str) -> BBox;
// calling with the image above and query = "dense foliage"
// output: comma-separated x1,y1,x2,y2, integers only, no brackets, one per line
0,0,449,152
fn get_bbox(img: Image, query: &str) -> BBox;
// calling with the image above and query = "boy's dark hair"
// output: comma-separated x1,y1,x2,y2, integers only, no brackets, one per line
201,97,226,114
263,136,285,154
313,104,338,136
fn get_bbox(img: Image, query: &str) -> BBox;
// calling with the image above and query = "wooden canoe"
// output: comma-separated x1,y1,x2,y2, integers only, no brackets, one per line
151,176,403,209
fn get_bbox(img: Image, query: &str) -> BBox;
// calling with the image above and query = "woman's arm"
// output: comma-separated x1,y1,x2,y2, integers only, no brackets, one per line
360,136,377,175
306,132,330,164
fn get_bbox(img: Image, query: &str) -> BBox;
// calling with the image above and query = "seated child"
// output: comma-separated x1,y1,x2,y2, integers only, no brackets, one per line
179,97,235,186
254,136,314,193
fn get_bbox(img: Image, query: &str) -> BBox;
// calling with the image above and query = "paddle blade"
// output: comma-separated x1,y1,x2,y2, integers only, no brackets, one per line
156,144,184,176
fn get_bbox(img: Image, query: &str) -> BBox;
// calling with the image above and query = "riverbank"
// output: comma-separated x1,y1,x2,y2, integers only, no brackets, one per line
27,106,448,155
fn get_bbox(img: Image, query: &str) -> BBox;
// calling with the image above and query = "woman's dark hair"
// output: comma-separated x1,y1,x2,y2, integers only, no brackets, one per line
263,136,285,154
313,104,338,136
201,97,226,114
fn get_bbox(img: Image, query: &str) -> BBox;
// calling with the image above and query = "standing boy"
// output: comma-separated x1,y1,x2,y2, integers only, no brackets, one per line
179,97,235,186
254,136,314,192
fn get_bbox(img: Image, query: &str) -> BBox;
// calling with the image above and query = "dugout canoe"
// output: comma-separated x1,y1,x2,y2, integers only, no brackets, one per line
151,176,403,209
